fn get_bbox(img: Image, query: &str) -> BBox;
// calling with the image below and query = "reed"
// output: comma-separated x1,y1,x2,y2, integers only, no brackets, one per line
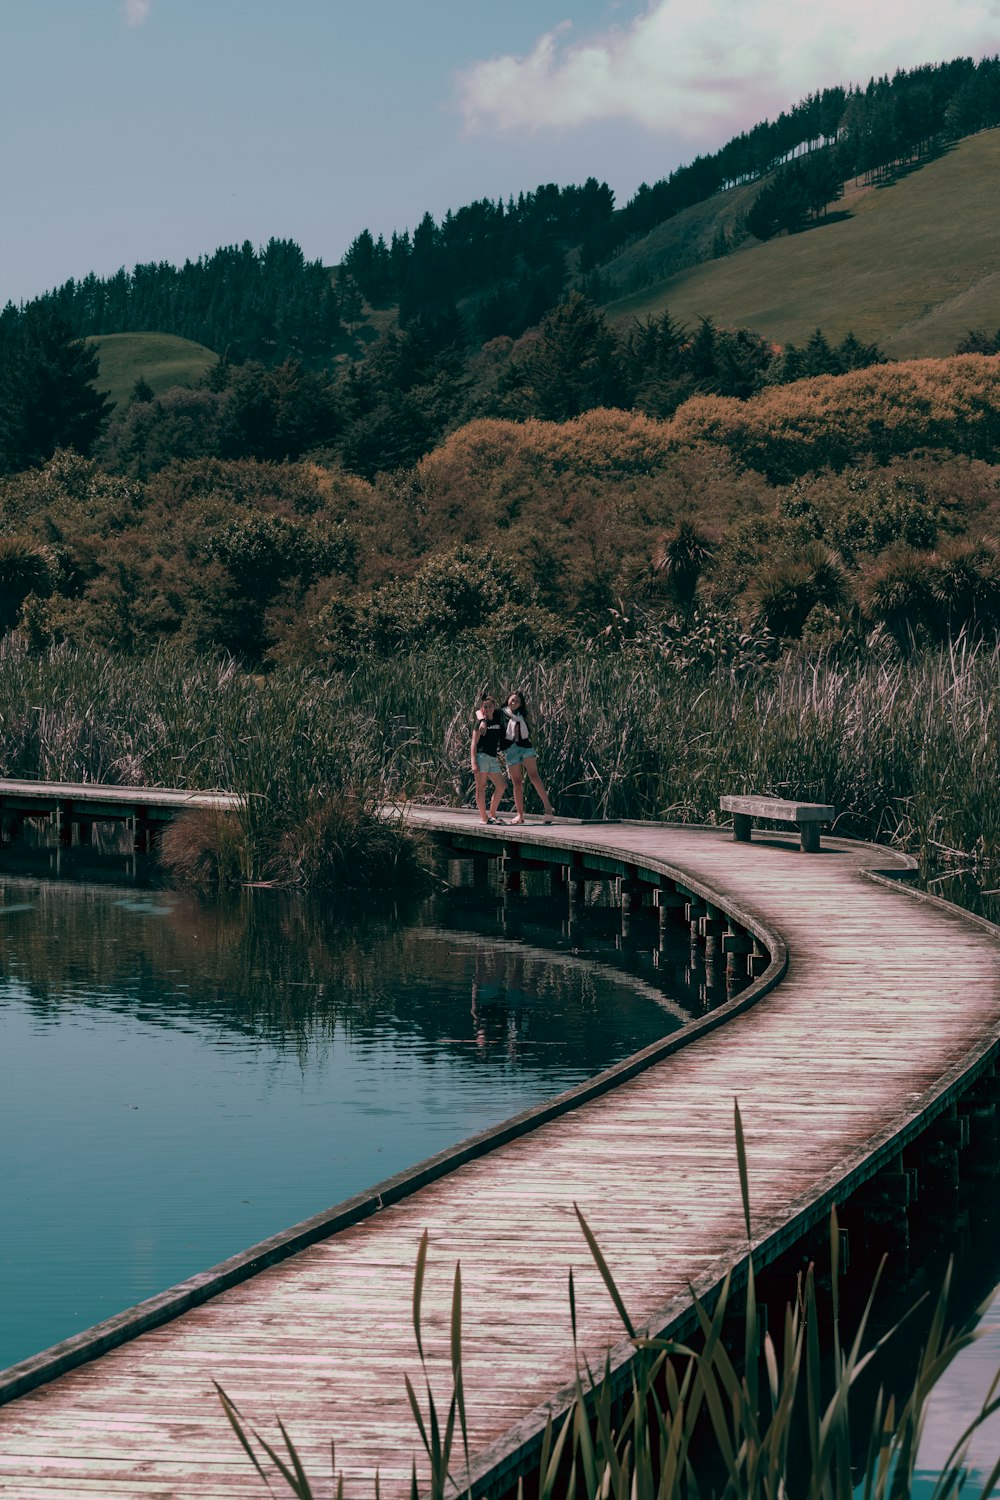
218,1106,1000,1498
0,643,423,889
4,634,1000,882
338,635,1000,865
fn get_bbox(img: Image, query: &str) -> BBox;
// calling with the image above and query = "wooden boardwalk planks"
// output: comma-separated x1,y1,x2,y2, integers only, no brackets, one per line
2,811,1000,1498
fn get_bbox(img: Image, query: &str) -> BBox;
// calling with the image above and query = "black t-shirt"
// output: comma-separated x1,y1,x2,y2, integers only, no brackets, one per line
476,711,504,757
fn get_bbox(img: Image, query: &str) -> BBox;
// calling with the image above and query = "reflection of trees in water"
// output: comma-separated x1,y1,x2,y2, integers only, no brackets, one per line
0,873,688,1070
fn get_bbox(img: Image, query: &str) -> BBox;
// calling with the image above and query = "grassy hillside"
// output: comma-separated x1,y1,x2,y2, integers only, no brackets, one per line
604,129,1000,357
88,331,217,408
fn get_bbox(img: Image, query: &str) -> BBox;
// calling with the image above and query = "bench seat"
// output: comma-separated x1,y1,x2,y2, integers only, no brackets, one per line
719,794,834,853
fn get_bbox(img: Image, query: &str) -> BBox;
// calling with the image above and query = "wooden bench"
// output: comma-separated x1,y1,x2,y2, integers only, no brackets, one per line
719,794,834,853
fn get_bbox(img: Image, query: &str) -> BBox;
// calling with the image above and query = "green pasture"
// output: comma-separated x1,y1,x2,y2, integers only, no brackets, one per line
606,129,1000,358
87,331,217,407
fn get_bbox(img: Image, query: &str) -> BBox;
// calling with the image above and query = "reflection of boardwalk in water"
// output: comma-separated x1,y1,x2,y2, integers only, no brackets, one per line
4,811,1000,1498
418,924,696,1023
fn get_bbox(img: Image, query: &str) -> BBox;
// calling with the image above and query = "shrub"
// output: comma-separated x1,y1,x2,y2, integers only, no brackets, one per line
158,808,248,889
0,536,56,631
748,543,847,640
652,521,716,615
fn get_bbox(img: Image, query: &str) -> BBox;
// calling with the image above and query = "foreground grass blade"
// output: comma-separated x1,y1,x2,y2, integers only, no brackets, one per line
574,1203,637,1340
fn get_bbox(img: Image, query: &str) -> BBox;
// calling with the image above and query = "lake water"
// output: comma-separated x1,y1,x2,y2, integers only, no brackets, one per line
2,846,998,1491
0,851,721,1372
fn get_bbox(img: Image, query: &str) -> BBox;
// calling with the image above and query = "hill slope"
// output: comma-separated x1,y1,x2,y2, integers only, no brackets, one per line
88,332,217,408
604,130,1000,357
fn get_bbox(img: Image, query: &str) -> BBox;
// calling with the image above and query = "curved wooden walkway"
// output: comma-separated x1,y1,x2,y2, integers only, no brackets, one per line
3,811,1000,1499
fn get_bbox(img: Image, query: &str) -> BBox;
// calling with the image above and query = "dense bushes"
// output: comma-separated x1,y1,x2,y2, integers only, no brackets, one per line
668,356,1000,480
1,357,999,669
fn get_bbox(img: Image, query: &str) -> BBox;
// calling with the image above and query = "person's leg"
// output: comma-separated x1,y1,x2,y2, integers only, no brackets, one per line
525,756,554,818
488,773,506,819
474,768,490,822
509,764,525,822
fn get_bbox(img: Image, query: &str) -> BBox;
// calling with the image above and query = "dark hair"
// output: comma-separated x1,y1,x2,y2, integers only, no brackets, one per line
481,690,496,702
506,690,530,729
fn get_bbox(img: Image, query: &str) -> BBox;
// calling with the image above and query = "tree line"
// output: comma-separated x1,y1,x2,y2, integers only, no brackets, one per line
24,239,344,366
586,55,1000,264
0,287,889,480
5,55,996,365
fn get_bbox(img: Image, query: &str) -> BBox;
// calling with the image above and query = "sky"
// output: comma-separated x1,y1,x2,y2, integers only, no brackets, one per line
1,0,998,306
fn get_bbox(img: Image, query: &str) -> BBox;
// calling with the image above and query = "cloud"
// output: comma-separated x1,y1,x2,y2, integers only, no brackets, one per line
121,0,152,26
456,0,1000,139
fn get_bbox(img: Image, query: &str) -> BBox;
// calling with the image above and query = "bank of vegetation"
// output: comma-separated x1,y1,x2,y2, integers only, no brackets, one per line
3,627,1000,884
1,57,999,890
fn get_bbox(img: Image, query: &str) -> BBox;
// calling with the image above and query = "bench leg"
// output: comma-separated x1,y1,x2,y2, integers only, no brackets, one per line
733,813,752,843
799,822,821,853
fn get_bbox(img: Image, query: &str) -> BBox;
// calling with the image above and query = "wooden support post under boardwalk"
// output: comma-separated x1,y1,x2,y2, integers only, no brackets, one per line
961,1077,1000,1173
59,801,73,847
133,809,152,853
850,1164,911,1264
2,811,25,843
621,878,649,915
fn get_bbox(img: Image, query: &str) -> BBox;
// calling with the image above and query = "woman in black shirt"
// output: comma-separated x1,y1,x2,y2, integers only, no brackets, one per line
471,692,508,824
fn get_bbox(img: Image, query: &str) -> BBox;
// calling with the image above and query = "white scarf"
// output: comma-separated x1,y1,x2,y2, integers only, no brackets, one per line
505,712,529,743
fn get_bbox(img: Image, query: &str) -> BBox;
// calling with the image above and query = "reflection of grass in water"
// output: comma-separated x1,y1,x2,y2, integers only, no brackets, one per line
0,878,413,1044
0,877,680,1069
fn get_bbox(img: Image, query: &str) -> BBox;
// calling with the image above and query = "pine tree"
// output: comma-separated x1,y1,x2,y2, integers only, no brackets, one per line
520,294,627,420
0,305,111,472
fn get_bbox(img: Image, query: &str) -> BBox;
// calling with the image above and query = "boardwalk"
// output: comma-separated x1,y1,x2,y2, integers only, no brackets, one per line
0,778,241,855
2,810,1000,1499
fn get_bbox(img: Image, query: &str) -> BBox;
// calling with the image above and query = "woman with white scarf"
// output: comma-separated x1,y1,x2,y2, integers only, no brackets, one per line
502,690,555,825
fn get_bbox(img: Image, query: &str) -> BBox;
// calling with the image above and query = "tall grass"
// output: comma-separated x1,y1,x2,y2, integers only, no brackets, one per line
0,643,422,888
218,1108,1000,1498
342,635,1000,864
4,634,1000,881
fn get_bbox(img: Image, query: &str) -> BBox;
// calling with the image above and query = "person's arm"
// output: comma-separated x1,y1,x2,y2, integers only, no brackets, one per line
471,720,483,770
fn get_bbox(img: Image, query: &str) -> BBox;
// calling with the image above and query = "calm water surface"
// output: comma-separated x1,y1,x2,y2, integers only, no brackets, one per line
0,853,717,1371
4,848,1000,1491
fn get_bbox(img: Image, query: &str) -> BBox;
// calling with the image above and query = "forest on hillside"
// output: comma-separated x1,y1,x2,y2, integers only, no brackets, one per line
0,56,997,494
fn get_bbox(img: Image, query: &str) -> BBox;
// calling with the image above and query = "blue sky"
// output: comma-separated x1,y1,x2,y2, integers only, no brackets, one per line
2,0,997,305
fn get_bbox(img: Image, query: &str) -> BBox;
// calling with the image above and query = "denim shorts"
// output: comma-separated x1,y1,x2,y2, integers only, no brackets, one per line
504,744,536,767
476,751,502,774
